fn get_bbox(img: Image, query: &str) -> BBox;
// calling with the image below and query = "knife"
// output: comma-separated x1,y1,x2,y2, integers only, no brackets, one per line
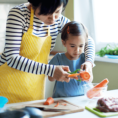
25,106,69,112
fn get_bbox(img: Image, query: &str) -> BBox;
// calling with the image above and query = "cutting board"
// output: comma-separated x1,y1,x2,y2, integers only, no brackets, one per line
85,106,118,117
10,99,84,118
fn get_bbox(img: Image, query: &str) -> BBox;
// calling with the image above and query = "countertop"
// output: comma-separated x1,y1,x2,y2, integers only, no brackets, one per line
4,89,118,118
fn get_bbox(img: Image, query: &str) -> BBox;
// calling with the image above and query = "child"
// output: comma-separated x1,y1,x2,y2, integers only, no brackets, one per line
48,21,93,97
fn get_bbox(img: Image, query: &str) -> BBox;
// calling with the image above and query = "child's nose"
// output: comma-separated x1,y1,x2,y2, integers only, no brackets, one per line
77,47,80,51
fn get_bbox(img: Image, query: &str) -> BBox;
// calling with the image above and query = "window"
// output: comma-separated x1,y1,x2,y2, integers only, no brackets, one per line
92,0,118,51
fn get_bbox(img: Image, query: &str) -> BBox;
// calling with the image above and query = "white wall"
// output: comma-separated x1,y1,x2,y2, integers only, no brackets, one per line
0,1,27,53
45,78,55,99
0,0,27,3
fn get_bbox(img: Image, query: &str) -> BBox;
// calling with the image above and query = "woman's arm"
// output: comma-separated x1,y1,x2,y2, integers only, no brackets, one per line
0,7,54,77
85,36,95,66
80,36,95,81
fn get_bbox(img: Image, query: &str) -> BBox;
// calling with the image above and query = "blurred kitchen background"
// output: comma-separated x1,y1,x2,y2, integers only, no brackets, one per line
0,0,118,98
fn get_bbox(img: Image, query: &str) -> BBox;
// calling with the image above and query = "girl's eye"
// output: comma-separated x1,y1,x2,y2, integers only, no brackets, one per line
80,45,83,48
71,46,75,47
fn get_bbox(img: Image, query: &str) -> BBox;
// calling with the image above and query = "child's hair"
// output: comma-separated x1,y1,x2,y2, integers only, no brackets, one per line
61,21,88,41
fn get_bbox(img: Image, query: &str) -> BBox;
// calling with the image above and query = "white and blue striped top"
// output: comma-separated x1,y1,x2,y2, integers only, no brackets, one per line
0,4,95,77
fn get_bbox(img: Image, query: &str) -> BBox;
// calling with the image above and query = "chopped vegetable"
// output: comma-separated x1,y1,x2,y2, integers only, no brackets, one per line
54,102,59,107
44,97,54,105
87,78,109,99
61,103,67,106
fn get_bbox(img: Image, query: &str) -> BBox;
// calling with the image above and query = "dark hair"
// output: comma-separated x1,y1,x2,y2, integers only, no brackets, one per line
61,21,88,41
28,0,68,15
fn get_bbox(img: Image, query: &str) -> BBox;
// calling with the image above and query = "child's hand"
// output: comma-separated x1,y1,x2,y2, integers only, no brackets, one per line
81,61,92,71
80,62,93,82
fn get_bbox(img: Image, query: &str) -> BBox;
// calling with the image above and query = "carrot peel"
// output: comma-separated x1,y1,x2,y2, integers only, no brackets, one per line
54,102,59,107
61,103,67,106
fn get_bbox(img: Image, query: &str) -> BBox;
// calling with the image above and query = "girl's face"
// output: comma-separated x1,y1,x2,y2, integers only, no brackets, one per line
62,34,85,60
34,4,63,25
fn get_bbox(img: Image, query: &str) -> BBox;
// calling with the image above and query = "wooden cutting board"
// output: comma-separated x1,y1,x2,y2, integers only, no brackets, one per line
10,99,84,118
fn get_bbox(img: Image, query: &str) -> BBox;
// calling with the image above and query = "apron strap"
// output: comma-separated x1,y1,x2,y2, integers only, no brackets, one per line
47,26,50,36
28,7,34,34
28,6,50,36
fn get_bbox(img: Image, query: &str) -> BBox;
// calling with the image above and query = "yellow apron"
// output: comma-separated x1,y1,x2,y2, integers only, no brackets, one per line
0,7,51,103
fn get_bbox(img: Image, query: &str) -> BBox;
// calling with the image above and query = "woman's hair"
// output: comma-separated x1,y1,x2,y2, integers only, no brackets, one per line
61,21,88,41
28,0,68,15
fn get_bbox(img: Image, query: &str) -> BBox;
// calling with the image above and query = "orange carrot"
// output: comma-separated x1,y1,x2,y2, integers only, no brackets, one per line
94,79,109,88
86,78,109,99
80,72,90,81
68,71,90,81
44,97,54,105
54,102,59,107
68,73,80,78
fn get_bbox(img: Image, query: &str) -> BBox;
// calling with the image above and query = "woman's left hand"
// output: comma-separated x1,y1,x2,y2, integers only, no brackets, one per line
80,61,93,82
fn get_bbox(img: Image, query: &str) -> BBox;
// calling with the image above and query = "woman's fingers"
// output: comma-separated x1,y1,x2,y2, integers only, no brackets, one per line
81,62,92,72
62,66,70,72
53,66,71,83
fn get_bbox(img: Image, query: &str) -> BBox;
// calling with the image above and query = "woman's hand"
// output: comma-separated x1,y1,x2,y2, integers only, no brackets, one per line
52,66,71,83
80,61,93,82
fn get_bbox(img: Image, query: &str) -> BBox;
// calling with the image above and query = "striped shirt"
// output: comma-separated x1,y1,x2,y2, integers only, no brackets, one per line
0,4,95,77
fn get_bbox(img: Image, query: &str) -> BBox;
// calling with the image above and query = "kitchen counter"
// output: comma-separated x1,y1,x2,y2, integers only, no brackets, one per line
4,89,118,118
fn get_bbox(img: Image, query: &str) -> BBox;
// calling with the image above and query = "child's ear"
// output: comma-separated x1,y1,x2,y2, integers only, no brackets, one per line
61,40,66,47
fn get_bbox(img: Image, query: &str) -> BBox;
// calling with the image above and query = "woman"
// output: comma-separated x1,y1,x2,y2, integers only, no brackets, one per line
0,0,95,103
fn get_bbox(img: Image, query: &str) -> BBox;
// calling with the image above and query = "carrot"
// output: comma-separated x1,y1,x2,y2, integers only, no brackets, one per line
68,73,80,78
86,78,109,99
68,71,90,81
43,97,54,105
54,102,59,107
80,72,90,81
94,79,109,88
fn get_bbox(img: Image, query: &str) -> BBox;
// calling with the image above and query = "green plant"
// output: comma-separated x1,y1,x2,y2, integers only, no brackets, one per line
96,44,118,57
